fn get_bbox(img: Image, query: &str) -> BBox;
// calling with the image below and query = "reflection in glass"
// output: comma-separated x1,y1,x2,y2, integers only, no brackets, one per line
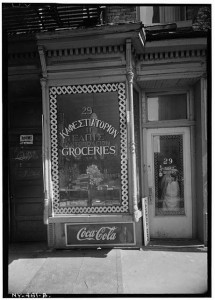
154,135,185,215
161,172,180,211
57,92,122,208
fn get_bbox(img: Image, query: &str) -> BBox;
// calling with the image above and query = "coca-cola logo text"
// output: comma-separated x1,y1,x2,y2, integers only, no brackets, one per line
77,226,117,241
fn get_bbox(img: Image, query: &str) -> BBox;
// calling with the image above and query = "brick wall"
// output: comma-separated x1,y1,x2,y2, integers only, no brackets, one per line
106,6,138,24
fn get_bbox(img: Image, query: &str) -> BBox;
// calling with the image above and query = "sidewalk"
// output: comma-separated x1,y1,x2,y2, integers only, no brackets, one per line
7,242,208,296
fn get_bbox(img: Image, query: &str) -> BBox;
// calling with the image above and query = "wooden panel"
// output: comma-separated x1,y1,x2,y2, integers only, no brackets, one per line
14,184,43,198
9,102,42,129
17,220,45,232
8,77,46,242
15,167,43,181
14,221,47,242
15,203,43,216
8,80,41,99
13,197,44,203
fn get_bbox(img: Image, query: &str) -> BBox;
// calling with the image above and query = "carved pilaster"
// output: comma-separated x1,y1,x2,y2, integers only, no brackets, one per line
38,45,47,78
40,77,52,224
130,141,136,154
141,91,147,123
126,39,139,222
40,77,47,87
126,68,134,84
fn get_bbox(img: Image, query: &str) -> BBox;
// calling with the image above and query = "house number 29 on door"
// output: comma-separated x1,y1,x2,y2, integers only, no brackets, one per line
163,158,173,164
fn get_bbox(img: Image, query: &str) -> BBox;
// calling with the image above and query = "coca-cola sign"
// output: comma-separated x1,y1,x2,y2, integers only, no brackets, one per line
65,222,135,246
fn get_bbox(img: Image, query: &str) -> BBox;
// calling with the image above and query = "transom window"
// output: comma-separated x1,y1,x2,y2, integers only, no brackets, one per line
147,93,187,122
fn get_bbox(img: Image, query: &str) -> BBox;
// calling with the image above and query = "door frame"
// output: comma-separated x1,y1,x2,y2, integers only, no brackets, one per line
140,89,197,239
146,127,192,238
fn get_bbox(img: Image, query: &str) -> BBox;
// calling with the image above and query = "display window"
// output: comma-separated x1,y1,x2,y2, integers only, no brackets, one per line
49,83,129,215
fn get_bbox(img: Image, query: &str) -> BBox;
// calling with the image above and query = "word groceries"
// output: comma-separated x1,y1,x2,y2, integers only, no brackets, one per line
60,118,119,139
62,145,116,157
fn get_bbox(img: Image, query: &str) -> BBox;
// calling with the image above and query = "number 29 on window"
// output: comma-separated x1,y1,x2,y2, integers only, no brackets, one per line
82,107,93,115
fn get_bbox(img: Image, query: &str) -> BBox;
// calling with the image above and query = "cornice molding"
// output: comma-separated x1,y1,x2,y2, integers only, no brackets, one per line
8,44,126,62
8,51,39,61
46,44,125,58
138,49,206,62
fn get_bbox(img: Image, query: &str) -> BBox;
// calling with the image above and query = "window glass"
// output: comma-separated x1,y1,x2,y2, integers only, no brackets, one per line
57,92,121,208
139,6,187,24
147,93,187,121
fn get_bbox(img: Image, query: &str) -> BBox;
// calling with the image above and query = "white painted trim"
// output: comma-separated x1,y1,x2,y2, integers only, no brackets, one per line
142,197,150,246
142,120,195,128
146,127,192,238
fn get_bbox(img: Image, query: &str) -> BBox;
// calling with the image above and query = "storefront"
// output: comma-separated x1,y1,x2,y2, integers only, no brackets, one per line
6,5,209,248
36,24,145,248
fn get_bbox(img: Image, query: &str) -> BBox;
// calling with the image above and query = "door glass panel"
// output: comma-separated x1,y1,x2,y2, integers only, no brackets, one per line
153,135,185,215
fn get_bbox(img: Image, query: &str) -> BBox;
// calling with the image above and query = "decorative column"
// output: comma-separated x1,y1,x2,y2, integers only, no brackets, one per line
126,39,139,222
38,44,53,226
40,78,51,225
201,75,208,246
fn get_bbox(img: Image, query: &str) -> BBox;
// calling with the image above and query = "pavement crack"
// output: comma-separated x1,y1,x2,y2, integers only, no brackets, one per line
72,252,86,291
116,249,123,294
84,280,89,288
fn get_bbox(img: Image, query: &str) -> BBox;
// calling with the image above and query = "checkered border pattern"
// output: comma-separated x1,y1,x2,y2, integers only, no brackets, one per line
49,83,129,214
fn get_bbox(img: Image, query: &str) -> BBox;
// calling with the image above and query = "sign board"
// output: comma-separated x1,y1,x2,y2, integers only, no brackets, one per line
65,222,135,246
142,197,150,246
20,135,33,144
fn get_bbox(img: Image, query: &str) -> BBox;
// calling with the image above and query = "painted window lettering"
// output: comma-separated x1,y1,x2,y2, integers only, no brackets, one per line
62,145,116,157
60,118,119,139
82,106,93,114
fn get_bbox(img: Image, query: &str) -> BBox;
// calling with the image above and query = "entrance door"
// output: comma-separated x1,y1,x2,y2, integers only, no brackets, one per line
146,127,192,238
